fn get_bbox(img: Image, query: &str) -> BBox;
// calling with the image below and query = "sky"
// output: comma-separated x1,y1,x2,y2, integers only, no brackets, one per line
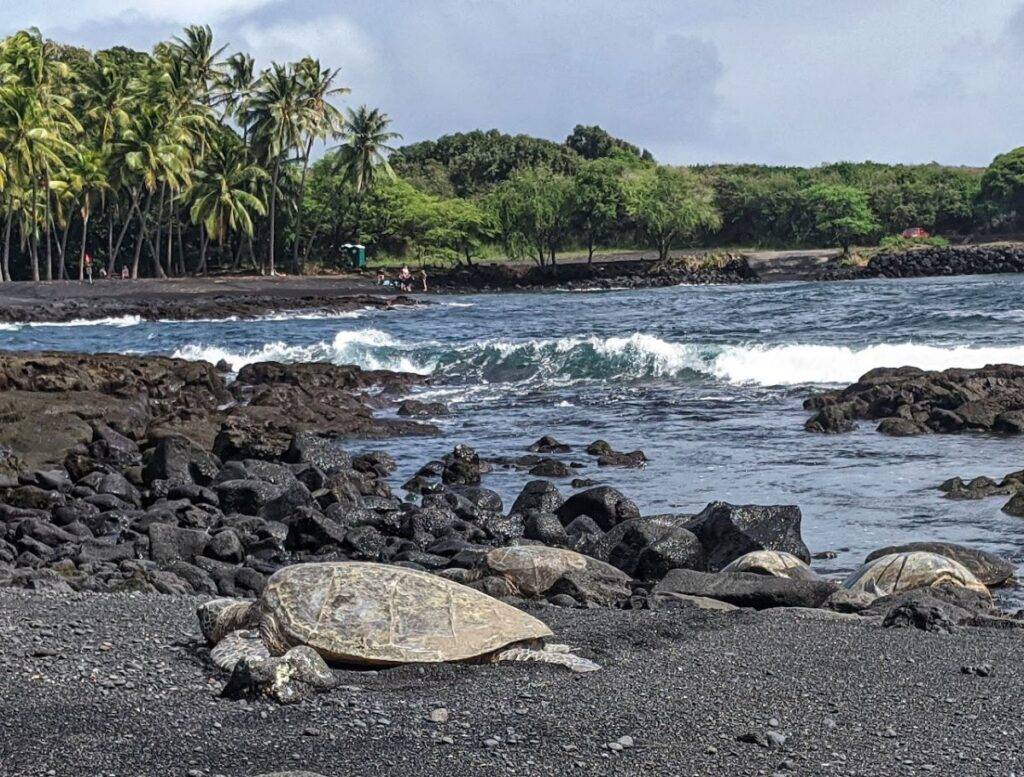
2,0,1023,167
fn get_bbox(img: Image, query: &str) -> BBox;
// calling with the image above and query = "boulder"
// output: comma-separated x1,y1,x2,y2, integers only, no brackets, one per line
143,435,219,487
510,480,565,515
556,486,640,531
652,568,837,609
148,524,209,566
683,501,809,571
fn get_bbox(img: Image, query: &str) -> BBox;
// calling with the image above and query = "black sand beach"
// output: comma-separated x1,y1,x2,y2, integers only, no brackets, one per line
2,588,1021,777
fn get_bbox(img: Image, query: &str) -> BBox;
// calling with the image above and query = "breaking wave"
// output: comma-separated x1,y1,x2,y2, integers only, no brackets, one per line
172,329,1024,387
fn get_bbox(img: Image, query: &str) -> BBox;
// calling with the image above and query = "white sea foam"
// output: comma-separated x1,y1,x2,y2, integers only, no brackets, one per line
173,328,431,374
173,327,1024,389
27,315,143,328
710,342,1024,386
0,322,19,331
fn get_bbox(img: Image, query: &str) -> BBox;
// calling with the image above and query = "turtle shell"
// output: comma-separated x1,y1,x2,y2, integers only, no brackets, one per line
484,546,590,596
259,562,553,665
843,551,990,598
721,550,817,581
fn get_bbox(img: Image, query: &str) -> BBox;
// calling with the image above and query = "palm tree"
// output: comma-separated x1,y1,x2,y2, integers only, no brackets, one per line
188,132,267,273
113,107,192,278
291,57,347,272
53,147,109,280
168,25,226,107
246,63,304,275
333,106,401,194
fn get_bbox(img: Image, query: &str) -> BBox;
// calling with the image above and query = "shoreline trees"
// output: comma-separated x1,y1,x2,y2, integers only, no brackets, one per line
0,27,1021,281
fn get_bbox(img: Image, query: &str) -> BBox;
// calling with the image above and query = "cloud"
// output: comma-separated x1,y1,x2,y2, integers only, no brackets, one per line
3,0,1023,165
237,16,378,77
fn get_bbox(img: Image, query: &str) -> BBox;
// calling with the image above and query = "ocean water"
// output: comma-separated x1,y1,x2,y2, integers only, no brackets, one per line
5,274,1024,584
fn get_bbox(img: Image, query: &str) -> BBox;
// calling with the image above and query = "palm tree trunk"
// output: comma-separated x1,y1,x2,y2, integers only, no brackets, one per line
1,208,11,283
198,225,208,275
55,215,72,281
29,180,40,282
268,158,280,276
44,183,53,282
131,190,153,279
151,183,167,279
291,137,314,275
109,199,135,275
79,209,91,282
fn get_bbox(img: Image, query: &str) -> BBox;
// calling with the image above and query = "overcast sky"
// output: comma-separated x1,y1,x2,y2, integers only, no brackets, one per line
3,1,1022,166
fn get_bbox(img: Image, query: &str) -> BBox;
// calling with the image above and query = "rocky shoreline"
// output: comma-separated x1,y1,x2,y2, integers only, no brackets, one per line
420,254,759,293
804,364,1024,436
817,243,1024,282
0,350,1022,774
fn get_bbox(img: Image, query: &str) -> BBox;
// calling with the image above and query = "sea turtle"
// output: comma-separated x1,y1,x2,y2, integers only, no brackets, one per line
199,562,599,690
843,551,991,601
721,550,818,581
454,545,632,606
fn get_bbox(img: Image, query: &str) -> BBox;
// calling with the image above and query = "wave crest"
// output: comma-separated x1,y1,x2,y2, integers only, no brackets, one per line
172,329,1024,387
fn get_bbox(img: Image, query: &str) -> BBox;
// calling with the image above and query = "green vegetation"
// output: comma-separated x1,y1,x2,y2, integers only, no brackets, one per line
1,26,1024,281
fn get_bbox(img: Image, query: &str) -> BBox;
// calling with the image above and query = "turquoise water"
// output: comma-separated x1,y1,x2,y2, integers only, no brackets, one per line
4,274,1024,582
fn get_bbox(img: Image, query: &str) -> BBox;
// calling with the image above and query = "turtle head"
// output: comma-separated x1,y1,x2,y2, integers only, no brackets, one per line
197,598,260,645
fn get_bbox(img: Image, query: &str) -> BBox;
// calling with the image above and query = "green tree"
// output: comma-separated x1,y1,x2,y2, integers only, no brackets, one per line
420,197,494,266
570,157,626,261
978,147,1024,227
565,123,649,162
801,183,880,253
626,166,721,260
488,168,572,266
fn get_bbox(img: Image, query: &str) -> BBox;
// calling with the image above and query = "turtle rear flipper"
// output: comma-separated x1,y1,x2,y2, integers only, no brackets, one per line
494,644,601,673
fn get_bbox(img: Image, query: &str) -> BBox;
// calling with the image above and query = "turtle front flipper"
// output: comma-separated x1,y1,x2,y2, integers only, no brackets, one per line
210,629,271,672
494,644,601,673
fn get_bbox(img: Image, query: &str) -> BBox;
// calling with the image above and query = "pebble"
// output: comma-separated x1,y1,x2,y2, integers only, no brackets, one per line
429,707,449,724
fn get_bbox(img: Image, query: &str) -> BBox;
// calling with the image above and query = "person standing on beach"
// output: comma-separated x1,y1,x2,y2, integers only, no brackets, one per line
420,268,428,292
84,253,93,284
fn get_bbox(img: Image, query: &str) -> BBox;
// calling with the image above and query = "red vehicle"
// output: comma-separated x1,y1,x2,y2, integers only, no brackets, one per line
900,227,930,239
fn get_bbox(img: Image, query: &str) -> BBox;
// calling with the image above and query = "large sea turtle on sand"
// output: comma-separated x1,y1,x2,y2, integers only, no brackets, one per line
198,562,599,701
843,551,991,601
720,550,818,581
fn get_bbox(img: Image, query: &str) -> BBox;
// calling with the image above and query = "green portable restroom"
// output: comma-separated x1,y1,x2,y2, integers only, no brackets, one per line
342,243,366,269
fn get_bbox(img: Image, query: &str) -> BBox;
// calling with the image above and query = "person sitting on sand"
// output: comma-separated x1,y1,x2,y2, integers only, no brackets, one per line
420,268,428,292
121,266,130,280
398,265,412,292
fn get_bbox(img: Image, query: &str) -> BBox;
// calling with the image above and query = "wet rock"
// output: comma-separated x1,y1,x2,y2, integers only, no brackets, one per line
805,364,1024,437
530,435,571,453
529,459,572,478
397,399,450,418
597,450,647,468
